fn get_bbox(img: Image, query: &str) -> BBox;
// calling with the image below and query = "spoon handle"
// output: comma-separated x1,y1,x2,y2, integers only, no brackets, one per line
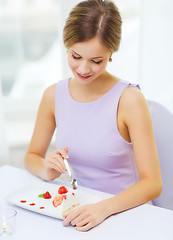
64,158,72,179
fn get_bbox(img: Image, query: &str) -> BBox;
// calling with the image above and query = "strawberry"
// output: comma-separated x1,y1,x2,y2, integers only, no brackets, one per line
58,186,68,194
43,191,52,199
52,195,63,207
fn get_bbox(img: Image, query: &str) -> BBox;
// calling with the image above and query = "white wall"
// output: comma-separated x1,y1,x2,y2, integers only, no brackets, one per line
0,79,9,165
58,0,81,79
139,0,173,112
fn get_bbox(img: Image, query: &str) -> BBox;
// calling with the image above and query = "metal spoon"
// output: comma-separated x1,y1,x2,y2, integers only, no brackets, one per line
64,158,78,190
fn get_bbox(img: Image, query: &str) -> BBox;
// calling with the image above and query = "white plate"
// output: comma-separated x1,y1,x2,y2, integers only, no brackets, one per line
5,182,101,220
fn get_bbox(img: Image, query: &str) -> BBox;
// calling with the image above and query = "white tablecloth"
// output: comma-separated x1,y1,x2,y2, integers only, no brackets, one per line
0,165,173,240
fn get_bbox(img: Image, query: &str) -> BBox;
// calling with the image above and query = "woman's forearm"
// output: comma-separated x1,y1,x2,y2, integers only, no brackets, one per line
100,178,162,218
25,152,46,180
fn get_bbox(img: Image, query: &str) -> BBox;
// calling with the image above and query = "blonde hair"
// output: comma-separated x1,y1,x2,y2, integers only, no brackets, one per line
63,0,122,53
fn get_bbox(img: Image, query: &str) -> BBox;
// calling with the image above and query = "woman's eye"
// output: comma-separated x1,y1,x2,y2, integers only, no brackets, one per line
72,54,81,60
92,60,103,65
71,54,102,64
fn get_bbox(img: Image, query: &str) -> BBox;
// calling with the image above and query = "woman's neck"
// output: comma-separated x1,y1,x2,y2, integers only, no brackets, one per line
69,72,119,103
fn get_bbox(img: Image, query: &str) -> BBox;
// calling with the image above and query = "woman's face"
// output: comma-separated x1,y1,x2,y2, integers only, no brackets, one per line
67,37,111,85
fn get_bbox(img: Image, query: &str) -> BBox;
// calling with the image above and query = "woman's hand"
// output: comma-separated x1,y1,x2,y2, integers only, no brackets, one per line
43,147,69,181
63,201,108,231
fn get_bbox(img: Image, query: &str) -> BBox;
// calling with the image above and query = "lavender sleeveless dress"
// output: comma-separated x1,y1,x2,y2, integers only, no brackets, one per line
55,78,140,195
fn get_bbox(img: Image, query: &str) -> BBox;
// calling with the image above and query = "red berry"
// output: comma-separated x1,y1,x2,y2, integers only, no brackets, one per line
58,186,68,194
43,191,52,199
52,195,63,207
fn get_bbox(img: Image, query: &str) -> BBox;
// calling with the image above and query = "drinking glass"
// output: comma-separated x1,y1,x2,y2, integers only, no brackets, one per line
0,207,17,236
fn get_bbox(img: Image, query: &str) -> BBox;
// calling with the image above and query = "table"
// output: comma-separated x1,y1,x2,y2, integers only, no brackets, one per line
0,165,173,240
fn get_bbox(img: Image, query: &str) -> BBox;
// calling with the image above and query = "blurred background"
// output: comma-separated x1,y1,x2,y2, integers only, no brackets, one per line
0,0,173,169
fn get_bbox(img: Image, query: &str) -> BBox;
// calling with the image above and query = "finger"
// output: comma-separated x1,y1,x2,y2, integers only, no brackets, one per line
48,160,66,174
75,222,93,232
70,213,86,226
64,147,68,154
50,153,67,171
63,209,81,226
47,156,66,173
74,217,91,228
54,148,69,159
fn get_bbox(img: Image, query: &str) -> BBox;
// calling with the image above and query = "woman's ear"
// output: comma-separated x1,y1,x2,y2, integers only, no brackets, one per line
109,53,112,62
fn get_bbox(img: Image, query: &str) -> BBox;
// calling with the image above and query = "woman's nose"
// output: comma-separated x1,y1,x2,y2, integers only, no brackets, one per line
77,61,90,75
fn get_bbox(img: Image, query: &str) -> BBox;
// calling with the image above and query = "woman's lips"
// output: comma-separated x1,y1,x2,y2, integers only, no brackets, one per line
76,72,92,79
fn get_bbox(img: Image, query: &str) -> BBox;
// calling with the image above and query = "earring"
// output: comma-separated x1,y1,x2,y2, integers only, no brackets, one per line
109,57,112,62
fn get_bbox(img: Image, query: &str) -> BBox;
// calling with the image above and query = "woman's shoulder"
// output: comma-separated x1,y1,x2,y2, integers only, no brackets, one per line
39,83,57,115
120,83,146,107
119,83,149,123
42,79,69,110
43,83,57,101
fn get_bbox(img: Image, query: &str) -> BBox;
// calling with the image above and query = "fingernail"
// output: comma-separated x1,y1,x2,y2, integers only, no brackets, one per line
63,221,67,226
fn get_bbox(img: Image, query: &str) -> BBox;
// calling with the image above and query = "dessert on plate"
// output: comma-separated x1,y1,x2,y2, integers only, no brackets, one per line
52,186,80,215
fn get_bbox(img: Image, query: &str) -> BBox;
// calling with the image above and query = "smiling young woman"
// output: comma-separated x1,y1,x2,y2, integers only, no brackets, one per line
25,0,162,232
67,37,112,86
